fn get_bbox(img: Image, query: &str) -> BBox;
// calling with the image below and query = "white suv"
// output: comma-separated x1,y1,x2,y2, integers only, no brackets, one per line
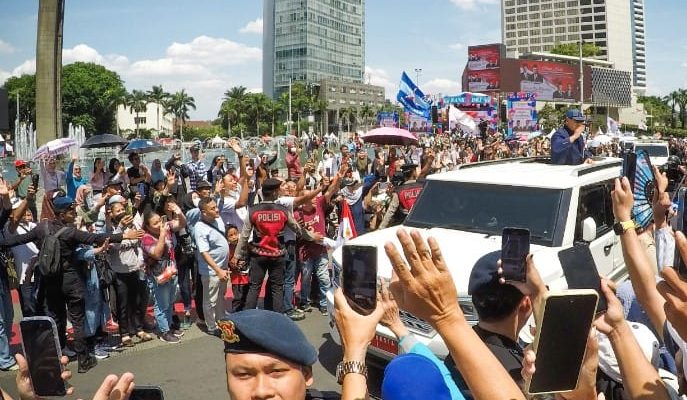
632,141,670,167
325,157,628,360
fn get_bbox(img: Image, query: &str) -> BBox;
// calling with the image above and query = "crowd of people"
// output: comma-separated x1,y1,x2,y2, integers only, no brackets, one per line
3,116,687,399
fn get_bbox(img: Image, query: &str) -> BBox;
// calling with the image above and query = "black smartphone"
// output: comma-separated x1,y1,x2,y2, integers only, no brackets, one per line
501,227,530,282
527,290,598,395
19,316,66,397
31,174,39,191
137,183,147,197
342,245,378,316
326,167,332,177
131,386,165,400
622,152,637,189
558,244,608,314
675,188,687,278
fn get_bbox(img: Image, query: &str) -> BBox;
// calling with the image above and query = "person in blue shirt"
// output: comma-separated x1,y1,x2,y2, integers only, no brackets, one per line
551,109,593,165
67,155,89,199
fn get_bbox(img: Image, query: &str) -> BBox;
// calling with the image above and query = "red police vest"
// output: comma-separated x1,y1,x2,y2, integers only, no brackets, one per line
396,181,423,214
249,203,290,257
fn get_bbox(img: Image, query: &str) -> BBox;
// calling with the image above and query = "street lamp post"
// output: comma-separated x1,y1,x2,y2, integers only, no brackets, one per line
414,68,423,86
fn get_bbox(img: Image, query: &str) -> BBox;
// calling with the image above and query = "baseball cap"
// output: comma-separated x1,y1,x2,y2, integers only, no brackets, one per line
467,250,501,296
565,109,586,122
597,321,659,383
53,196,76,212
196,180,212,190
108,194,127,206
14,160,27,168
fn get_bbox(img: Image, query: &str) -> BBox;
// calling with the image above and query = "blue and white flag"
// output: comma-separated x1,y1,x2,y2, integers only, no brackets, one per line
397,72,431,118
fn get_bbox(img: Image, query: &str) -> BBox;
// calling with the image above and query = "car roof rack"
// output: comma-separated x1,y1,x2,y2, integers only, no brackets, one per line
574,159,622,176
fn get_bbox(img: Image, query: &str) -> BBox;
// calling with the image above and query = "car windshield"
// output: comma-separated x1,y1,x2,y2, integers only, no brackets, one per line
405,181,565,245
635,145,668,157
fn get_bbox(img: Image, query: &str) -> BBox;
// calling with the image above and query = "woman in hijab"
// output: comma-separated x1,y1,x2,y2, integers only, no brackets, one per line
150,159,166,185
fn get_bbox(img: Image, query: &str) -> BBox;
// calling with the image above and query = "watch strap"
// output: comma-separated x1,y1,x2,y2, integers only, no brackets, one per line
336,360,368,385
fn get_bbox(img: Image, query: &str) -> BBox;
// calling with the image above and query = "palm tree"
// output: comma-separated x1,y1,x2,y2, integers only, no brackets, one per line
663,91,680,129
677,89,687,129
104,87,128,135
339,107,357,133
358,104,375,132
313,99,329,136
127,90,148,136
219,86,249,137
246,94,270,136
265,100,284,136
147,85,170,135
169,89,196,142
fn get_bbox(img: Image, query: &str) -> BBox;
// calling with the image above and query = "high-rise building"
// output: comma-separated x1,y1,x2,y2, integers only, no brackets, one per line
500,0,646,92
263,0,365,100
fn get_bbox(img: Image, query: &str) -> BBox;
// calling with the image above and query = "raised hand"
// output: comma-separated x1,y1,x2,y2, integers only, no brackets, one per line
384,229,461,329
15,353,75,399
611,177,633,222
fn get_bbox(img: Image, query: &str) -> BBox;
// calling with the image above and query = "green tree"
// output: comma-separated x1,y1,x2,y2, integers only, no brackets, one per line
126,89,148,136
147,85,170,134
246,93,271,136
103,86,128,135
676,89,687,129
663,91,680,129
339,107,357,133
549,42,601,57
168,89,196,141
2,74,37,131
61,62,126,135
537,104,566,132
638,95,672,129
218,86,248,136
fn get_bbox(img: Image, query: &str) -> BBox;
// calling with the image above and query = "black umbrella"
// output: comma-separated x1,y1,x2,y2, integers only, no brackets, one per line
120,139,166,154
81,133,129,149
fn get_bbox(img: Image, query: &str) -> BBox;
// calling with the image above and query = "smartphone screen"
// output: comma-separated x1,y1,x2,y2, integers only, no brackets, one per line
326,167,332,177
622,152,637,189
501,228,530,282
528,291,598,395
138,183,147,197
558,245,608,314
131,386,165,400
19,317,66,397
342,245,378,316
675,188,687,278
378,182,388,191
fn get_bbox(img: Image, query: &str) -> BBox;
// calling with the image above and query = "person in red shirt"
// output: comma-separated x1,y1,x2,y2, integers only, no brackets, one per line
294,192,333,316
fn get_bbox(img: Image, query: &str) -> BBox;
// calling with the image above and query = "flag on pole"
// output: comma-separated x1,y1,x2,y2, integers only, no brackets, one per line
607,116,621,134
335,201,358,247
397,72,431,119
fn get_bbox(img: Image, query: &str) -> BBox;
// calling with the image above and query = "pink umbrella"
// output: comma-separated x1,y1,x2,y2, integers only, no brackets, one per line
360,127,418,146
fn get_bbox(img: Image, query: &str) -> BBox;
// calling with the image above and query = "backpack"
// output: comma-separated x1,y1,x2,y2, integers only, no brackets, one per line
36,225,70,277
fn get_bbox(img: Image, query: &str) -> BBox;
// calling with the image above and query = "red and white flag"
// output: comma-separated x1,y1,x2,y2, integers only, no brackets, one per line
336,201,357,247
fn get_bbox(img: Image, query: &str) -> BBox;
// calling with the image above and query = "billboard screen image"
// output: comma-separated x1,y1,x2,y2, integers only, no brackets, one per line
519,60,578,101
467,45,501,71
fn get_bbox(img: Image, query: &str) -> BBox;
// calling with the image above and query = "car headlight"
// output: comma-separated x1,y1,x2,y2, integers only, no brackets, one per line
332,258,341,288
459,296,478,324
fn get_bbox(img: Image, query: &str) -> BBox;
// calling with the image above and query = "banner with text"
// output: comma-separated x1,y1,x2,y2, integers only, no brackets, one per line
507,93,538,141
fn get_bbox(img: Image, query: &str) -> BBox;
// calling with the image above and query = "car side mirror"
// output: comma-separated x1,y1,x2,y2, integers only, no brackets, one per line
582,217,597,242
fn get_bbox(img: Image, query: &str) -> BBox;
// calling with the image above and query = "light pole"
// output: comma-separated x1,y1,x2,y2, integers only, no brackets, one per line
414,68,423,85
578,10,584,109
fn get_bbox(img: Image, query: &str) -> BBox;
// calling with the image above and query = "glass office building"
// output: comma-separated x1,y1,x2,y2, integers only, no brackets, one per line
263,0,365,99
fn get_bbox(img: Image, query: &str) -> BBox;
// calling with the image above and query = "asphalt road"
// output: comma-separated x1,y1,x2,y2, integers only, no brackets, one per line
0,311,385,399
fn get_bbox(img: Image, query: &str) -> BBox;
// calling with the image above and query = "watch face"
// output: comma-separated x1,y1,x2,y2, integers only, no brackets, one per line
613,222,624,235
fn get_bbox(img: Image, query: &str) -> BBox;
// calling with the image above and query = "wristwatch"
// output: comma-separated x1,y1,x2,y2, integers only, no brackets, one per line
336,360,368,384
613,220,637,235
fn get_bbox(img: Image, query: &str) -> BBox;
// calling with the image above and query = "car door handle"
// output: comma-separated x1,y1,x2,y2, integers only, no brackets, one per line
603,243,614,253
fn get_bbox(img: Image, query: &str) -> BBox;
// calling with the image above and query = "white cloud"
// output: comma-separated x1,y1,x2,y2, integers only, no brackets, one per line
365,66,395,99
0,39,15,54
62,44,129,71
449,0,499,11
0,68,10,85
423,79,461,96
449,43,465,51
11,59,35,76
166,35,261,66
239,17,263,34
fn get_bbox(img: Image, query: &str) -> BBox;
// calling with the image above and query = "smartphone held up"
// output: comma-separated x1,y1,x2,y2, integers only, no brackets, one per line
501,227,530,282
19,316,67,397
342,244,378,316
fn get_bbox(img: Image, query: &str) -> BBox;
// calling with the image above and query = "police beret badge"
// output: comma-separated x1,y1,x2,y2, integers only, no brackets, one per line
218,320,240,344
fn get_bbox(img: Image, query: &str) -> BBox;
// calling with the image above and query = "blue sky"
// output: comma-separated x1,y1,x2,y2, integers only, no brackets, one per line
0,0,685,120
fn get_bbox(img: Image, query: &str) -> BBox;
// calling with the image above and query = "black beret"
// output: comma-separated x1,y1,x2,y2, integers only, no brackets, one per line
262,178,282,192
468,250,501,295
219,310,317,366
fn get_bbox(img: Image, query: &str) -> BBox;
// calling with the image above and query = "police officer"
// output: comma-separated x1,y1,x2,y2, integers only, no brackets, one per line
0,196,144,373
234,178,320,314
219,309,339,400
378,163,423,229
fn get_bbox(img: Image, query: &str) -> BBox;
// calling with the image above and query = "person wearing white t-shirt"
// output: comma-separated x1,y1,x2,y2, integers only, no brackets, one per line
5,195,39,317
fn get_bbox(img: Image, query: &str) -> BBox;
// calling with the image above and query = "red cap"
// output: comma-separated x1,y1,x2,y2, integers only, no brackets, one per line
14,160,27,168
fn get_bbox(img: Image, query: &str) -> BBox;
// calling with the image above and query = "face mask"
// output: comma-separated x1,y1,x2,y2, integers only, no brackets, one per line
174,160,182,167
289,148,296,154
193,197,200,207
324,154,331,159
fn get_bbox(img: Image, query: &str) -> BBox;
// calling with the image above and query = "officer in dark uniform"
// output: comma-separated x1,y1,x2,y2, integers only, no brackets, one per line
234,178,320,313
219,309,339,399
379,163,423,229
